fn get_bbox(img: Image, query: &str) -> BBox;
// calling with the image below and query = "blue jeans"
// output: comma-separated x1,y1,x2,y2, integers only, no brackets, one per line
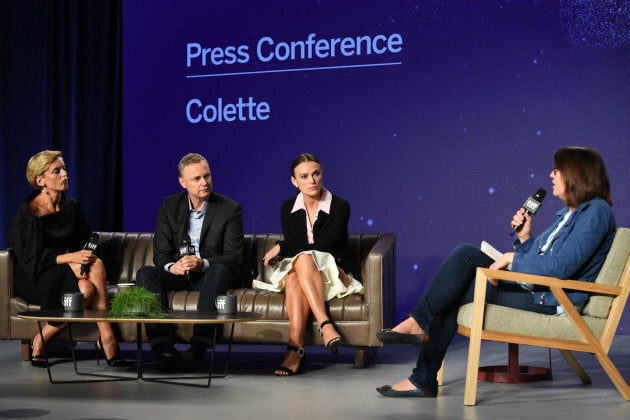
407,244,556,395
136,263,232,348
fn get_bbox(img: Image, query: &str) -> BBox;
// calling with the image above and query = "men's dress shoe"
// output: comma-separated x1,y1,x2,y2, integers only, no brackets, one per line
178,343,207,372
376,385,436,398
155,346,180,373
376,329,430,346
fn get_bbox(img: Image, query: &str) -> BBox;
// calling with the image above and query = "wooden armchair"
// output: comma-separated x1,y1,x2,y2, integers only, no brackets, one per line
451,227,630,405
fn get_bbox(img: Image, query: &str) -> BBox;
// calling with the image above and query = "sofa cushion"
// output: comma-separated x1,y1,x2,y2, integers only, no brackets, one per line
230,288,367,321
2,232,395,365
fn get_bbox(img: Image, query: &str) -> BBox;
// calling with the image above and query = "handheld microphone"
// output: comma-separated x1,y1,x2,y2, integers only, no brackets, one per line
510,188,547,236
178,235,195,280
80,233,99,275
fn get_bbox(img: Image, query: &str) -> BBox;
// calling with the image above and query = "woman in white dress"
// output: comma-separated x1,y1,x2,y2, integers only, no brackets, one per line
255,153,363,376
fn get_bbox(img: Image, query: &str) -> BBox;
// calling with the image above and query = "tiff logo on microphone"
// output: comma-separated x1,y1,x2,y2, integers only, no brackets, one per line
524,197,541,213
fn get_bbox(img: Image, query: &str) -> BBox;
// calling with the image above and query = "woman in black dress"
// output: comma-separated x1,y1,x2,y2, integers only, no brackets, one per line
9,150,130,368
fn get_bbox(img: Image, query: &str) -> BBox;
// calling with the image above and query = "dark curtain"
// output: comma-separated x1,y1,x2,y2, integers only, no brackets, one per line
0,0,122,249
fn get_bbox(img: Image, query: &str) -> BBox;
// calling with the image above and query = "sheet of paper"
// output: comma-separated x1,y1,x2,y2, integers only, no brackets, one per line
480,240,502,260
480,241,513,271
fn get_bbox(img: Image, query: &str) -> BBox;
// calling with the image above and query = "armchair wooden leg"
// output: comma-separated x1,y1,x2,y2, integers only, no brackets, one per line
464,332,482,406
594,349,630,401
559,349,591,384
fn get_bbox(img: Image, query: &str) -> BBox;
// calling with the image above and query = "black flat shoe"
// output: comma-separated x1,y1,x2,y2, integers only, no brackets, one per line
96,337,133,368
376,385,436,398
318,320,344,354
274,345,306,376
376,329,430,346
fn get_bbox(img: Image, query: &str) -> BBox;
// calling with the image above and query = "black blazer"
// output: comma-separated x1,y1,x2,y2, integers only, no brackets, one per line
152,191,244,279
278,193,351,273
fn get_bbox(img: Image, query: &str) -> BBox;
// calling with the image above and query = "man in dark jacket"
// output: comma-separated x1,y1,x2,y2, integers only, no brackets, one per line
136,153,244,372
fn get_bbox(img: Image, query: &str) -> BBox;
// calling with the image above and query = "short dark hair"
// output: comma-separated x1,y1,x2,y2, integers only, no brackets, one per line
290,153,321,177
553,146,612,207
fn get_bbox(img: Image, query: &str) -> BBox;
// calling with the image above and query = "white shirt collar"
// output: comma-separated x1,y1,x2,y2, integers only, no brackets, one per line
291,188,332,214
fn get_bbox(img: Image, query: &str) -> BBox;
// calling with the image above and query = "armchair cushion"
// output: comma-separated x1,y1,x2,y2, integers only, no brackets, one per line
583,230,630,318
457,303,607,342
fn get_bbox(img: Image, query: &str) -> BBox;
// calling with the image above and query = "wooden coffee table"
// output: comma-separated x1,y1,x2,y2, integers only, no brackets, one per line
18,309,261,387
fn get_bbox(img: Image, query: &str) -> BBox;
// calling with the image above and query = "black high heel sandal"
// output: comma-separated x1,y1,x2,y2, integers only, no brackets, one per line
29,338,48,368
96,337,133,368
319,320,344,354
274,345,306,376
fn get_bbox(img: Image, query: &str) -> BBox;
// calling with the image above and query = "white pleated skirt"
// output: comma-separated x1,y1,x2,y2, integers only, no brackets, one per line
251,250,364,301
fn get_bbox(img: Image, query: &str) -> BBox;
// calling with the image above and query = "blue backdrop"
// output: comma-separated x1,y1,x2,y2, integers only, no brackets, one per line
122,1,630,330
2,1,629,332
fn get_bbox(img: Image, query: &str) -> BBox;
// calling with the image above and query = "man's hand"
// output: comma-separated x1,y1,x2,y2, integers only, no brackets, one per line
170,255,201,275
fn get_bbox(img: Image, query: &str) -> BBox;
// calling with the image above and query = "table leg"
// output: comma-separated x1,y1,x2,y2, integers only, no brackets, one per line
209,321,235,379
35,319,237,387
37,321,55,384
142,322,235,388
40,322,135,384
137,323,143,380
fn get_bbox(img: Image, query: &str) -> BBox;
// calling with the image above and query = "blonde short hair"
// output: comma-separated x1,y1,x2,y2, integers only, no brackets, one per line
26,150,63,189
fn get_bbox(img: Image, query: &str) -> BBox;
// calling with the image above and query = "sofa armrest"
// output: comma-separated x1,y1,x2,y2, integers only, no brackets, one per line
0,249,13,338
361,233,396,338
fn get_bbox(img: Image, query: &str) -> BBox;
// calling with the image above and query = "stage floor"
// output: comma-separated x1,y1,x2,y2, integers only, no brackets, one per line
1,335,629,419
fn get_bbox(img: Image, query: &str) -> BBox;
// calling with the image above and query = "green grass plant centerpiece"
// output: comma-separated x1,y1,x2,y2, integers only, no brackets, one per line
107,286,167,318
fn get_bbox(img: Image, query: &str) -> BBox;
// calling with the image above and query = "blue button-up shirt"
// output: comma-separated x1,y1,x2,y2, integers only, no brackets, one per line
188,199,210,271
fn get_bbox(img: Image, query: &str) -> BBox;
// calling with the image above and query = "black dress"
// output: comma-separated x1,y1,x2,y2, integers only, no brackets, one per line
8,191,91,310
